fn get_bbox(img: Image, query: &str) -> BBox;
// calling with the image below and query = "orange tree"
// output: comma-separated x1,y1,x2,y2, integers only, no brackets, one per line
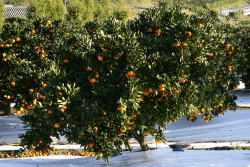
0,5,247,164
232,25,250,89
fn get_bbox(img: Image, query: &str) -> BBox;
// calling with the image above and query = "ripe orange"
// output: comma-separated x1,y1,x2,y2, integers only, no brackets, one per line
64,59,69,63
89,143,94,147
93,127,98,132
204,119,208,122
180,78,185,83
119,107,125,112
220,110,225,114
11,39,15,43
148,28,153,32
132,114,137,119
95,74,99,78
87,67,92,71
126,71,136,77
200,108,205,112
161,94,167,98
29,89,33,92
89,78,96,83
61,106,67,111
98,152,103,157
11,82,15,86
120,127,126,132
61,117,64,121
155,139,160,143
32,30,36,34
40,54,45,59
198,24,202,28
186,31,192,37
226,106,230,110
130,120,134,125
21,99,25,103
16,37,20,41
209,53,213,57
6,96,10,99
54,123,59,128
146,131,151,135
127,126,132,130
208,83,212,86
181,42,187,46
48,110,53,114
148,88,154,93
99,44,104,47
84,151,91,156
98,56,103,61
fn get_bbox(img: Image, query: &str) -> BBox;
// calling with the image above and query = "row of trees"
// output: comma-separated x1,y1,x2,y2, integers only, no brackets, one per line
0,0,134,31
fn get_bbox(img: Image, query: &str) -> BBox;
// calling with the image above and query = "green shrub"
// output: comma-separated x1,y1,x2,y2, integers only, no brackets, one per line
27,0,65,20
113,0,131,22
66,0,95,23
66,0,86,22
94,0,113,23
0,0,5,33
3,0,24,6
4,16,26,23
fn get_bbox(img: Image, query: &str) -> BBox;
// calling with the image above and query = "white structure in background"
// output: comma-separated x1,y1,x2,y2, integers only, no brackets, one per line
220,4,250,16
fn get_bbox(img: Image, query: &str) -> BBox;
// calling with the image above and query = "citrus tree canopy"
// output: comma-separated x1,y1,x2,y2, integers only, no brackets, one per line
0,4,247,164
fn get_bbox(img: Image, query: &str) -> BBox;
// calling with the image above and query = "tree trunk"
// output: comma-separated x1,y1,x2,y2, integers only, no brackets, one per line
4,103,11,115
130,129,149,151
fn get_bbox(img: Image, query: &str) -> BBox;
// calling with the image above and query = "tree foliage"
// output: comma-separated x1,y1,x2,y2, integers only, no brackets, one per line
0,4,248,164
27,0,65,20
0,0,5,33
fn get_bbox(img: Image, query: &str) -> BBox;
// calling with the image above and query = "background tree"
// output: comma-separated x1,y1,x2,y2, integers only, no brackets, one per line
27,0,65,20
66,0,86,22
94,0,113,23
113,0,131,22
0,0,5,33
3,0,24,6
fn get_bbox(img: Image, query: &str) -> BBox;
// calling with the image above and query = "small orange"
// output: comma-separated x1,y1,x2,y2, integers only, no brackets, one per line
11,82,15,86
61,117,64,121
209,53,213,57
29,89,33,92
84,151,91,156
98,56,103,61
89,143,94,147
93,127,98,132
180,78,185,83
87,67,92,71
54,123,59,128
208,83,212,86
146,131,151,135
198,24,202,28
89,78,96,83
64,59,69,63
119,107,125,112
148,88,154,93
181,42,187,46
120,127,126,132
48,110,53,114
155,139,160,143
